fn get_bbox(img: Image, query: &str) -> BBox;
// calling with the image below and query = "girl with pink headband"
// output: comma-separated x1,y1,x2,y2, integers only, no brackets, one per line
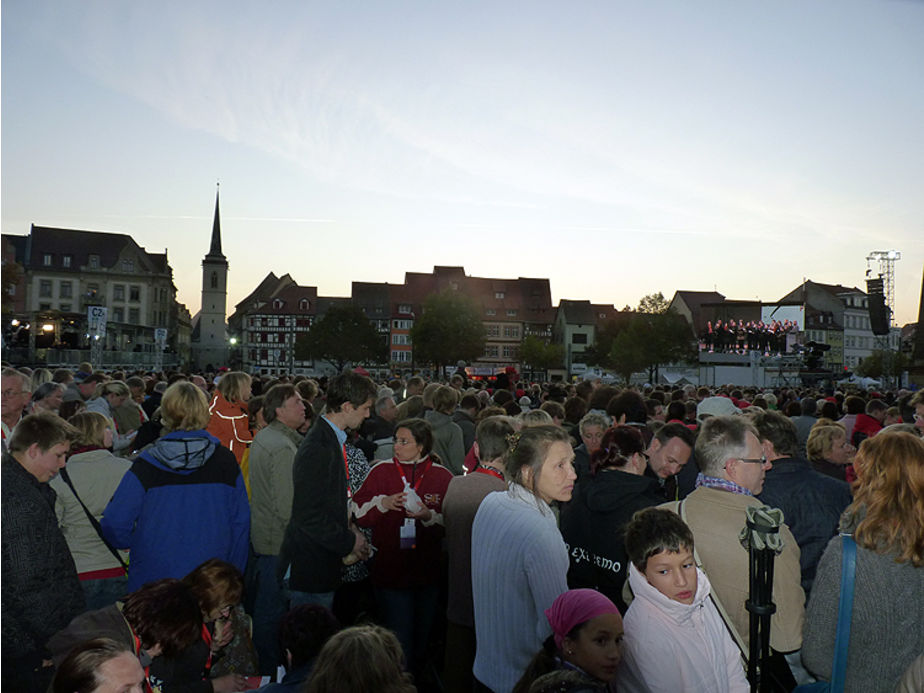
513,589,624,693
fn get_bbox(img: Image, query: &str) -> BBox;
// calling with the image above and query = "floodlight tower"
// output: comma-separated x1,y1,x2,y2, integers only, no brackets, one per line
866,250,901,326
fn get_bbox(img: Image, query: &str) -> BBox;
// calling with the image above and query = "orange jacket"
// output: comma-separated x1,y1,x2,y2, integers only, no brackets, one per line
206,391,253,465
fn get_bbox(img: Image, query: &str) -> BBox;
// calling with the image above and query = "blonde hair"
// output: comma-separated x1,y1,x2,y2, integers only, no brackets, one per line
67,411,113,448
94,380,130,401
806,421,847,462
849,432,924,566
216,371,251,403
161,381,210,432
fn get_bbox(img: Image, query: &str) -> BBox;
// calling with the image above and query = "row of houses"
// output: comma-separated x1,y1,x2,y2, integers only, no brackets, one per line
2,223,912,380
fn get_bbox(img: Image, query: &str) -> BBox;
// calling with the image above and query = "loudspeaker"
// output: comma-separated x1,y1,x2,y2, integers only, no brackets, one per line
866,278,890,336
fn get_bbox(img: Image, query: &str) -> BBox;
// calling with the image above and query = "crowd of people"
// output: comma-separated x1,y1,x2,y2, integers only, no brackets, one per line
2,361,923,692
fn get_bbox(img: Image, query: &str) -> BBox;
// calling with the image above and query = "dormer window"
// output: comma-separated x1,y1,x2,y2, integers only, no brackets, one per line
495,292,505,299
122,259,134,272
89,255,100,269
273,299,284,310
43,253,53,266
299,298,310,311
398,304,412,314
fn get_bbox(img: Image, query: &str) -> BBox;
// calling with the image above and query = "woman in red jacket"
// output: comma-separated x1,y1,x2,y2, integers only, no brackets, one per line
352,417,452,679
206,371,253,466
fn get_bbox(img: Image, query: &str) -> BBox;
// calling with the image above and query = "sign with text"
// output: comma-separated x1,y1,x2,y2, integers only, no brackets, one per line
87,306,108,337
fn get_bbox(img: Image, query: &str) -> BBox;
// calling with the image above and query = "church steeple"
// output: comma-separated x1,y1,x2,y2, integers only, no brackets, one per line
206,184,226,261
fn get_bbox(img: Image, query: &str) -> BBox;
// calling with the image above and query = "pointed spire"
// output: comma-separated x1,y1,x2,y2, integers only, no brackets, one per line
206,182,226,261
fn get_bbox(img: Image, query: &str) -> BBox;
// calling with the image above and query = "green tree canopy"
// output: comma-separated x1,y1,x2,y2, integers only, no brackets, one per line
855,349,909,380
410,291,485,375
519,335,565,374
294,303,386,372
637,291,670,314
587,310,695,384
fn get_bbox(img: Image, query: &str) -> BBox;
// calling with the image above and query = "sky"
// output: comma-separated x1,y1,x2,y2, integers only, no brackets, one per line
2,0,922,326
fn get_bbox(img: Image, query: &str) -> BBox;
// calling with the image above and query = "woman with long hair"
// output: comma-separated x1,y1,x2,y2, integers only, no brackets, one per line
803,431,924,690
206,371,253,465
471,424,576,692
352,417,452,678
50,411,132,610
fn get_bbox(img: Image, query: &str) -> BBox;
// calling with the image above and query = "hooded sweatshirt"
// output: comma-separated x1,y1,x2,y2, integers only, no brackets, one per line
559,469,664,611
617,563,748,693
101,430,250,591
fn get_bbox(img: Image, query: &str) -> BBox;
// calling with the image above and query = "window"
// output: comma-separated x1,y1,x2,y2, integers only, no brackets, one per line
129,308,140,324
393,319,411,330
503,326,520,338
60,304,71,312
89,255,100,269
392,334,411,345
39,280,53,297
507,309,517,317
113,307,124,322
392,350,411,363
87,283,99,299
130,286,140,302
113,285,125,301
39,303,51,310
495,292,505,299
572,333,588,345
398,304,412,314
484,345,499,358
122,259,134,272
485,309,496,316
59,281,73,299
62,255,72,268
299,298,310,311
43,253,53,266
486,325,500,337
273,299,284,310
503,345,517,359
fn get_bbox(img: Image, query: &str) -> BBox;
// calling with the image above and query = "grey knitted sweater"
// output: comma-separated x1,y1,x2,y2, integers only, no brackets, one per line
802,534,924,692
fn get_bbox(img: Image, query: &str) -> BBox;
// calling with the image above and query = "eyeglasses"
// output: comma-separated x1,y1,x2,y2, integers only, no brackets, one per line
2,389,28,398
395,438,415,446
737,456,768,465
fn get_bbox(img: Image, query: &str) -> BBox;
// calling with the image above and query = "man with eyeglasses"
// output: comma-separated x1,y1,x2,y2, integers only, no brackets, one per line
1,367,32,452
661,415,805,661
751,410,851,599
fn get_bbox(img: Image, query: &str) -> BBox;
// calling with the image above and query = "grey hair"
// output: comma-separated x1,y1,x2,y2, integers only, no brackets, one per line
695,415,759,477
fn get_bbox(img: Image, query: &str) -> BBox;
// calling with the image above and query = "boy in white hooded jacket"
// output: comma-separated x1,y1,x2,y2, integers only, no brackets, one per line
617,508,749,692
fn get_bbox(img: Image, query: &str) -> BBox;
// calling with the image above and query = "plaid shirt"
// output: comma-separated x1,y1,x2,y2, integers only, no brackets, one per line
694,472,753,497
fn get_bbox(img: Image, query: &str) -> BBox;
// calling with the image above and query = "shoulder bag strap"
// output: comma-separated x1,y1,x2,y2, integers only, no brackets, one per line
59,468,129,572
829,534,857,691
680,499,750,661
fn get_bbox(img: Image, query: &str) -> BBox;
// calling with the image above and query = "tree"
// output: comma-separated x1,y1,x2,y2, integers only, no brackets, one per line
586,311,696,385
519,335,565,375
410,291,485,376
637,291,670,314
294,303,386,372
855,349,909,380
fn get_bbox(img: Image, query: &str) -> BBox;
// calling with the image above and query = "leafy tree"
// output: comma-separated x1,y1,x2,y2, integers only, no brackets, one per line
855,350,909,380
519,335,565,375
294,303,386,372
586,310,695,384
637,291,670,314
410,291,485,375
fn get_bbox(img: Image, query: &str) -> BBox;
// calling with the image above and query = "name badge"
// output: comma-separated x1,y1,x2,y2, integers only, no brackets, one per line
399,518,416,550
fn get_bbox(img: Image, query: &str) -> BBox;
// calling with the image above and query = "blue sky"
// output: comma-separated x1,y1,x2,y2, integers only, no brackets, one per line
3,0,922,324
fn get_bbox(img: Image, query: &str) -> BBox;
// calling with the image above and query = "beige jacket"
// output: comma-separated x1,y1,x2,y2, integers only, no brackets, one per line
662,486,805,653
249,420,303,555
